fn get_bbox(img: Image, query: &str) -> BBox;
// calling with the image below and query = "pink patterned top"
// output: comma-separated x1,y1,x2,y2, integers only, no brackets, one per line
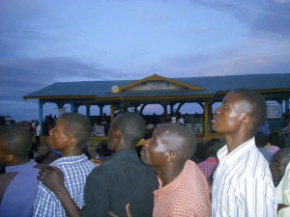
153,160,211,217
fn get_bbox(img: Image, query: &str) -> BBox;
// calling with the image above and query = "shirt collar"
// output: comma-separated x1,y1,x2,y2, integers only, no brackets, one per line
107,149,137,161
217,137,255,165
50,153,88,166
155,160,190,193
204,157,219,163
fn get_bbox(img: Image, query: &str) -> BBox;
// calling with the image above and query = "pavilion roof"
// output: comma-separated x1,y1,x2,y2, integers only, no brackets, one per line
23,73,290,101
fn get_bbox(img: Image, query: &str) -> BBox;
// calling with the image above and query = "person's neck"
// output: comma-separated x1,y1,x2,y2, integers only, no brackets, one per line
154,163,184,187
115,144,135,152
7,158,30,166
61,149,82,157
225,134,253,153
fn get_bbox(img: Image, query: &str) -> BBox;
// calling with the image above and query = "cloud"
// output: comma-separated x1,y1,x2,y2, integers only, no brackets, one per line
0,0,289,122
142,35,290,78
0,56,128,121
0,55,133,96
189,0,290,38
0,56,124,82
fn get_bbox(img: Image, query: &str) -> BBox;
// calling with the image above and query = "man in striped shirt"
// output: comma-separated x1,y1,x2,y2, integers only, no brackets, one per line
211,88,277,217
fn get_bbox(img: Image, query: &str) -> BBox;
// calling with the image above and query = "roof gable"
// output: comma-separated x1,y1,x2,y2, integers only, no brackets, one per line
114,74,204,93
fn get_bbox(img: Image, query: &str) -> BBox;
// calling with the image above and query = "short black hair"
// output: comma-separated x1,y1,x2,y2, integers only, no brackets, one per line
61,113,92,147
0,124,32,157
268,132,285,148
254,131,268,148
158,123,197,162
113,112,146,147
205,138,225,157
234,88,267,134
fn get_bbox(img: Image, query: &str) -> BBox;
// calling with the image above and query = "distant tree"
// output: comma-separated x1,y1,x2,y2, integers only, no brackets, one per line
9,119,16,124
114,102,137,115
0,116,5,125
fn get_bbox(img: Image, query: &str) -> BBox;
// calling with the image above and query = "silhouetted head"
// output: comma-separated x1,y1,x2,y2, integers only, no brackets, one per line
0,124,32,165
141,123,196,170
107,112,146,151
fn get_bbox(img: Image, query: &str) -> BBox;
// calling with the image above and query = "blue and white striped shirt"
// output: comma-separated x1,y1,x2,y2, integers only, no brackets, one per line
212,137,277,217
33,154,95,217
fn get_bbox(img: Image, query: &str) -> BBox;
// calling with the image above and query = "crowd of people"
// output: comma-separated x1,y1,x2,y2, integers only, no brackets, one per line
0,88,290,217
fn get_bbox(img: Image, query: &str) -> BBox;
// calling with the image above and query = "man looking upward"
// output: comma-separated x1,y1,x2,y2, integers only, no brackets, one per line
211,88,277,217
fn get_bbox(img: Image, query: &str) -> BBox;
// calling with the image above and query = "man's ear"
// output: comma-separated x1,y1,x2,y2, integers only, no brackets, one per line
166,150,176,162
66,133,76,146
241,113,251,125
241,113,253,131
3,154,14,164
8,154,14,161
113,128,121,138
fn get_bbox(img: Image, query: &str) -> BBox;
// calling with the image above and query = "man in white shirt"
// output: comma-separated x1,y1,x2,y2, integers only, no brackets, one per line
211,88,277,217
274,149,290,217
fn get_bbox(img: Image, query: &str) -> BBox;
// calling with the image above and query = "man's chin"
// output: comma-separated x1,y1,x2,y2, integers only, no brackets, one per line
211,125,223,133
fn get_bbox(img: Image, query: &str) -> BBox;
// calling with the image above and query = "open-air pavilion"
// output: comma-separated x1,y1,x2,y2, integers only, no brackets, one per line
24,73,290,140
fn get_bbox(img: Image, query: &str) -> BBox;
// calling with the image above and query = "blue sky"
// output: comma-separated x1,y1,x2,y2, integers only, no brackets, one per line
0,0,290,122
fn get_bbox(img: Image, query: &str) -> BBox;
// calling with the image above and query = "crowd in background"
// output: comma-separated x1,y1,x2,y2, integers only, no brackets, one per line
0,100,290,216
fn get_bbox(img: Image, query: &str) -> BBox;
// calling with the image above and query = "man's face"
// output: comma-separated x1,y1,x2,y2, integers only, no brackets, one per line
270,152,289,183
140,126,169,168
211,92,244,134
47,118,70,151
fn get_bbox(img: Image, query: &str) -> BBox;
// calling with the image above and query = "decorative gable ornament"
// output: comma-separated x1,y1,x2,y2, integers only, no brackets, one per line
112,74,204,92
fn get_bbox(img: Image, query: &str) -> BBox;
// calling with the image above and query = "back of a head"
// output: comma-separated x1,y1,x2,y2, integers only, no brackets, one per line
271,148,290,184
275,148,290,162
272,147,290,172
194,141,206,161
268,132,285,148
255,131,268,148
160,123,196,163
234,88,267,134
0,124,32,160
61,113,92,147
282,148,290,166
206,138,225,157
95,142,111,156
113,112,146,146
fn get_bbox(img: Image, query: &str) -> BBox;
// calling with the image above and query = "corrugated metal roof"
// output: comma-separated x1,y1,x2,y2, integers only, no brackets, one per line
23,73,290,100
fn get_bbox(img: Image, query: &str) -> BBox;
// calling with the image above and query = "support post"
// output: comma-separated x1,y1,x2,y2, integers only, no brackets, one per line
204,99,209,138
110,102,115,123
38,101,44,135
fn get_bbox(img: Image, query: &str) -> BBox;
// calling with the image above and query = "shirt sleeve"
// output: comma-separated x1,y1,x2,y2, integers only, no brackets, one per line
283,173,290,205
278,207,290,217
238,177,277,217
33,182,60,217
277,163,290,217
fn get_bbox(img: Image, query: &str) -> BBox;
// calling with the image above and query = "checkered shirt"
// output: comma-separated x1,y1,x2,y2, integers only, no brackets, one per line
33,154,95,217
153,160,211,217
